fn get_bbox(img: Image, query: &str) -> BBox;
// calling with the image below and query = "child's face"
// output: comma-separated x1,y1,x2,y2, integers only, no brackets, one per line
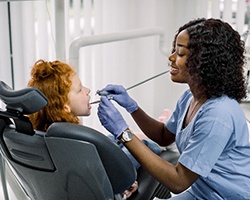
67,73,92,117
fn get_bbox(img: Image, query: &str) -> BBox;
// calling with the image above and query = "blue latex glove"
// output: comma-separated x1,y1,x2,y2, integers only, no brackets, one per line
97,96,128,139
98,84,138,113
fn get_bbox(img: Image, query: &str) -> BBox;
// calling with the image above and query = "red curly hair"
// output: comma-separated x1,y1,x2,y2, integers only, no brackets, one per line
27,59,80,131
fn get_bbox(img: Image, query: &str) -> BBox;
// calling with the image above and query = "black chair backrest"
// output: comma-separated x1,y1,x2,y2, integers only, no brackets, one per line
0,81,136,200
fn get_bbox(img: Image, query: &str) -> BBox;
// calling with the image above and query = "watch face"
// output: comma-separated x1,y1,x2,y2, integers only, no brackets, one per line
122,130,132,142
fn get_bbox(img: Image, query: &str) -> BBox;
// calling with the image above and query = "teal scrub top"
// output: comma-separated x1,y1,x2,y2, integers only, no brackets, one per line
166,89,250,199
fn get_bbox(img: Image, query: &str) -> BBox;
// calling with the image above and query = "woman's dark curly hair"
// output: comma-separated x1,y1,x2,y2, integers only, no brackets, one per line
172,18,246,102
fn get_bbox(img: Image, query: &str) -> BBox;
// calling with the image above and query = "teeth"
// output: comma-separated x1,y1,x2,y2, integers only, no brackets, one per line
171,67,178,71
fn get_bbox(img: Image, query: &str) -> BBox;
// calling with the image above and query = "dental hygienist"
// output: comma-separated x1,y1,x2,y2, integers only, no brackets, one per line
97,18,250,199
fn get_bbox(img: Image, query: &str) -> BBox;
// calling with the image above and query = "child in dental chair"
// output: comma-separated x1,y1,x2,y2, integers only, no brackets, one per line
27,59,162,199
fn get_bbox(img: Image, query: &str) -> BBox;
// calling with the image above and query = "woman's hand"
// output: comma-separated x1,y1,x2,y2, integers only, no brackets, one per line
98,84,138,113
98,96,128,139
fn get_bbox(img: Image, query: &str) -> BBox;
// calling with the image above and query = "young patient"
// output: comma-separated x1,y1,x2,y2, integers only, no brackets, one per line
27,59,162,199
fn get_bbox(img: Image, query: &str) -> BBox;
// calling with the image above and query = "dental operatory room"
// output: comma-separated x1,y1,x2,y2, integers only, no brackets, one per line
1,0,250,200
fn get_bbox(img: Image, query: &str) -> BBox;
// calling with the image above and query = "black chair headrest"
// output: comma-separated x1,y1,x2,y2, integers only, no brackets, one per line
0,81,47,114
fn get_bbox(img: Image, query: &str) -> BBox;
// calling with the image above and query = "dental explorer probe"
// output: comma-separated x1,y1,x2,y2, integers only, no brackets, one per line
90,69,170,104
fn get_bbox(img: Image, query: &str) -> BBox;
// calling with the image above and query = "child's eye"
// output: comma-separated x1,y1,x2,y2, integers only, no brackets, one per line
78,87,82,93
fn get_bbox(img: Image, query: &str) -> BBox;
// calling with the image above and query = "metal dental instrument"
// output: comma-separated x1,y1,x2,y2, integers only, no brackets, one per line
126,69,170,91
90,69,170,104
90,99,102,105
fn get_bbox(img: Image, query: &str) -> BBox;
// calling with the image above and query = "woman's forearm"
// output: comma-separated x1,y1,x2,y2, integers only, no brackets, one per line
123,133,198,193
131,107,175,146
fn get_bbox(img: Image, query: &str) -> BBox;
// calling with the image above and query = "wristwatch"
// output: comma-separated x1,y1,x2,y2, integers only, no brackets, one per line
119,129,133,143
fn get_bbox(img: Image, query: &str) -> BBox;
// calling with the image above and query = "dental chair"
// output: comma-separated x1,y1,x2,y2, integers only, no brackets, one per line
0,81,136,200
0,80,179,200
